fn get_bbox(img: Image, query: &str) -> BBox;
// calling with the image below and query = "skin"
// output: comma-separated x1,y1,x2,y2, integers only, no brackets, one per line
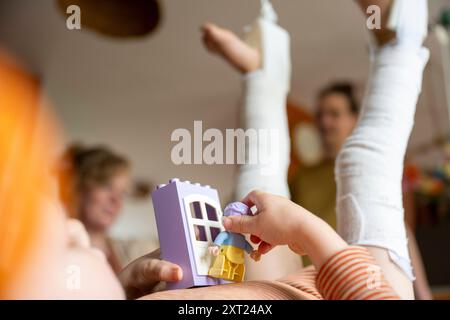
140,191,350,300
80,170,130,234
8,201,125,299
78,170,130,272
119,249,183,300
120,190,348,298
223,191,348,270
201,23,261,73
316,93,358,158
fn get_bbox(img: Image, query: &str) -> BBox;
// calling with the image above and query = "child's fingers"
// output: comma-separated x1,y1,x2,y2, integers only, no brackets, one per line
142,259,183,284
258,241,273,254
240,190,264,208
159,264,183,283
222,215,258,235
250,235,261,244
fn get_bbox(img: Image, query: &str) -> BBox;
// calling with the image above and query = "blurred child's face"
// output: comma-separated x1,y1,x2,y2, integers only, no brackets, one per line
79,170,130,232
8,199,125,299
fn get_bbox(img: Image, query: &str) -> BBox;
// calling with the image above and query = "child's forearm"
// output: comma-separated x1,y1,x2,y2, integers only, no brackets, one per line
293,212,348,270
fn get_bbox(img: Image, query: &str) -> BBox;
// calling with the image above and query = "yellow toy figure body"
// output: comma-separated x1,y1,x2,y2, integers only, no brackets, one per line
208,203,261,282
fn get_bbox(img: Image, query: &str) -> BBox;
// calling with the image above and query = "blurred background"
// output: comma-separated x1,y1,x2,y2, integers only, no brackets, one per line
1,0,449,298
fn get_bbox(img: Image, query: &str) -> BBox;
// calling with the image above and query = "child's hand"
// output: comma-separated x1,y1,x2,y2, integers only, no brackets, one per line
208,245,220,256
222,190,308,255
222,190,348,269
118,249,183,299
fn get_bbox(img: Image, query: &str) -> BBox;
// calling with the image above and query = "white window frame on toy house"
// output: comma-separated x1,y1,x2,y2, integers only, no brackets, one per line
183,194,224,276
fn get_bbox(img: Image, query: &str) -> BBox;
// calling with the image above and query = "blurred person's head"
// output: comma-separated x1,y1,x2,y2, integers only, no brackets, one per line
0,49,123,299
315,82,359,158
59,145,130,234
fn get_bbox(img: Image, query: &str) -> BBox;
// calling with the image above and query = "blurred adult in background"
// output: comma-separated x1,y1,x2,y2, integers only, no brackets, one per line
58,144,153,273
290,83,358,230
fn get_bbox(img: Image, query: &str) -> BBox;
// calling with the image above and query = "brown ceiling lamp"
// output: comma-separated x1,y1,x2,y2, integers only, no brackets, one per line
57,0,162,38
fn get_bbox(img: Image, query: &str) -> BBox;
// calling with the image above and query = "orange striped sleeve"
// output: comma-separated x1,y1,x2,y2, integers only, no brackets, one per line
316,246,400,300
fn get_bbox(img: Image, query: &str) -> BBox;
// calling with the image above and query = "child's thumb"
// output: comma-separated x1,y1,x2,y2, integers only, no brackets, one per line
222,215,257,235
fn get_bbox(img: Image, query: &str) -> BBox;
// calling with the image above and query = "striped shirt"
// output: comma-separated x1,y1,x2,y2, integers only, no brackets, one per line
146,246,400,300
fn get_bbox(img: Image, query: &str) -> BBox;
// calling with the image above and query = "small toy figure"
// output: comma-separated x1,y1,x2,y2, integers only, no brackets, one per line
208,202,261,282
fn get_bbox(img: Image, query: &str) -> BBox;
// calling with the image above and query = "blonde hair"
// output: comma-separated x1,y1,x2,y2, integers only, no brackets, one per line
58,144,129,219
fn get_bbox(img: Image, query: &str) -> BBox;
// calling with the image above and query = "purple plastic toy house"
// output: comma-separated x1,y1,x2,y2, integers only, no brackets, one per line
151,178,226,290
